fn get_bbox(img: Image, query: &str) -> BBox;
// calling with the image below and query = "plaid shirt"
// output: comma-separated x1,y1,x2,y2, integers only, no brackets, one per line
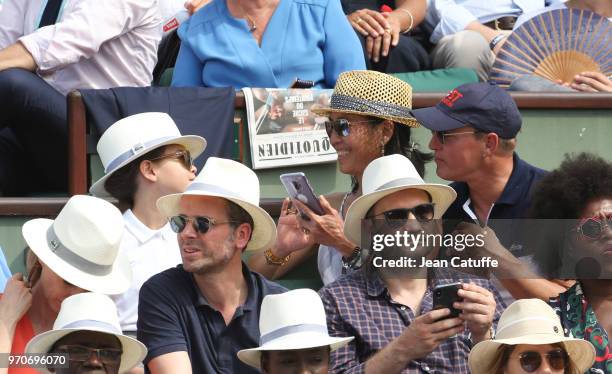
319,268,506,374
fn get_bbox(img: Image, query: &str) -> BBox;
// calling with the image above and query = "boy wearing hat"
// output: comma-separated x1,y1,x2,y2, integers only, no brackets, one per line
138,158,286,374
319,154,504,373
237,289,353,374
25,293,147,374
410,82,567,303
0,195,132,374
90,112,205,338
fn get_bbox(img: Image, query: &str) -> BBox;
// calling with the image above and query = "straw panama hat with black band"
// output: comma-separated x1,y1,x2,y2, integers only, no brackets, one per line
237,289,353,369
344,154,456,245
311,70,420,127
21,195,131,295
90,112,207,197
468,298,595,374
26,293,147,374
157,157,276,251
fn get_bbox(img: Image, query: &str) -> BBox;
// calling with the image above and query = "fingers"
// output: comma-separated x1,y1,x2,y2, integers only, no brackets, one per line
372,36,383,63
571,72,612,92
11,272,24,281
280,198,290,217
366,36,374,60
319,195,338,216
292,199,315,217
381,29,392,57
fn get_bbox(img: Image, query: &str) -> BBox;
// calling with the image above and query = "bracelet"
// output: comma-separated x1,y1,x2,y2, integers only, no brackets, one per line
264,248,291,266
489,33,507,50
341,246,362,272
397,8,414,34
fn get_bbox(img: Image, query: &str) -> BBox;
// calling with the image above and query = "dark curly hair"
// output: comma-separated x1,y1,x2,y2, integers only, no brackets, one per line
530,153,612,277
531,153,612,219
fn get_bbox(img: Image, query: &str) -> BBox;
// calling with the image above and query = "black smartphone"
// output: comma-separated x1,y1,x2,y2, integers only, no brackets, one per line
280,172,324,216
432,282,463,318
289,78,315,89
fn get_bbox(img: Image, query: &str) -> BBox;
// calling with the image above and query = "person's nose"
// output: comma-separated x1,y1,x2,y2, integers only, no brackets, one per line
179,218,199,239
82,350,104,369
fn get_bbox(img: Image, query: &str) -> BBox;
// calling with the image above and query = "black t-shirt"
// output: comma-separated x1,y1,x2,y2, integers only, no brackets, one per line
138,263,286,374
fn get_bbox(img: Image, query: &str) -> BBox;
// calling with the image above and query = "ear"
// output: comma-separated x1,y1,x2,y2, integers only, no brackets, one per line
483,133,500,155
139,159,158,183
380,120,395,144
233,223,253,252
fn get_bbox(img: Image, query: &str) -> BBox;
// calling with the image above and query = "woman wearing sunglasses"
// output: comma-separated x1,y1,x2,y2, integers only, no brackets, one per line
89,113,206,343
469,298,595,374
249,70,432,285
529,152,612,374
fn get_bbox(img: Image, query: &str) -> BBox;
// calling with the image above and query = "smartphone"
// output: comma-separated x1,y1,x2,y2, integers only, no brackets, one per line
280,172,324,216
289,78,315,89
432,282,463,318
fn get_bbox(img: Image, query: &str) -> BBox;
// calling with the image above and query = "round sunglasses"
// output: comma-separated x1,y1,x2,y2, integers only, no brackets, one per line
324,119,380,138
148,150,193,170
573,214,611,240
367,203,435,227
169,214,238,234
517,348,567,372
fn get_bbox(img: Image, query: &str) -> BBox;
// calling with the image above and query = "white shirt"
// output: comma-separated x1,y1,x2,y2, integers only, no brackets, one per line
0,0,161,95
112,209,181,332
424,0,557,44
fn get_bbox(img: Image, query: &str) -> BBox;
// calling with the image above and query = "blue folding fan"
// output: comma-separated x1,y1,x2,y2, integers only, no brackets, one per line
490,8,611,88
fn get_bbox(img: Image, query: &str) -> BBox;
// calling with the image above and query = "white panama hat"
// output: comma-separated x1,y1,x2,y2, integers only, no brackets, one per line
22,195,131,295
469,298,596,374
157,157,276,251
343,154,457,245
25,292,147,374
237,289,354,369
90,112,207,197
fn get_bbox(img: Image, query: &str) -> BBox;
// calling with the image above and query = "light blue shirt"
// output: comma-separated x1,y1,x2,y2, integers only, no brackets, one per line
172,0,365,89
424,0,558,44
0,247,12,292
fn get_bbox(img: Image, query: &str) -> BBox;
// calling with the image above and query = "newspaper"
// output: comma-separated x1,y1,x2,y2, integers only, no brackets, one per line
243,88,337,169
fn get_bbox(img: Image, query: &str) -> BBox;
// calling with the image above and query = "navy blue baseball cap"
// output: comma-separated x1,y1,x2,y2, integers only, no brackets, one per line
410,82,521,139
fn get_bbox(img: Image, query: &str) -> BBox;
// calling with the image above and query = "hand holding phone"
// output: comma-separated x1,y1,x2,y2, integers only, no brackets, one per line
280,173,324,216
432,282,463,318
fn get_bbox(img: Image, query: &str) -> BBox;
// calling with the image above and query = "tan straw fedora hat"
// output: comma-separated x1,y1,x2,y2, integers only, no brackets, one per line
469,299,595,374
311,70,419,127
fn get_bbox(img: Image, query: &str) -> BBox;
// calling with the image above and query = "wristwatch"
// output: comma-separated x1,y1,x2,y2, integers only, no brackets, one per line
341,246,362,273
489,33,507,50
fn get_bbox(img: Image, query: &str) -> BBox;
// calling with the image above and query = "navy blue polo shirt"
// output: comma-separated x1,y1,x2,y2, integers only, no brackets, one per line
138,263,286,374
443,153,547,256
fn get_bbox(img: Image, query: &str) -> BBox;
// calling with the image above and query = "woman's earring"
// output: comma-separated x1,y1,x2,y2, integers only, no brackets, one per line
380,138,386,156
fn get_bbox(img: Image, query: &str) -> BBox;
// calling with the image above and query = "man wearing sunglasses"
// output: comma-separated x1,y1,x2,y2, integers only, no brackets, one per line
26,293,147,374
137,157,286,374
410,82,568,304
319,154,504,373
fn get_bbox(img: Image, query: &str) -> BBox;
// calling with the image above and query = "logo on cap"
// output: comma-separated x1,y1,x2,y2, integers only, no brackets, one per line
441,89,463,107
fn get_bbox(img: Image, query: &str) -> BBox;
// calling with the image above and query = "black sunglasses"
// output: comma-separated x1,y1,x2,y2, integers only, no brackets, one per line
55,345,122,364
574,214,611,240
148,150,193,170
518,349,567,372
169,215,237,234
324,118,380,138
432,130,482,145
367,203,435,226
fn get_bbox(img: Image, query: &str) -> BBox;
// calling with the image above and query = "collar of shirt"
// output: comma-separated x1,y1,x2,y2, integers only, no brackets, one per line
192,262,258,315
123,209,174,244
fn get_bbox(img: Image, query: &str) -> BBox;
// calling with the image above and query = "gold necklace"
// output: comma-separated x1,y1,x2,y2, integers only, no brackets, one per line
233,0,257,32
